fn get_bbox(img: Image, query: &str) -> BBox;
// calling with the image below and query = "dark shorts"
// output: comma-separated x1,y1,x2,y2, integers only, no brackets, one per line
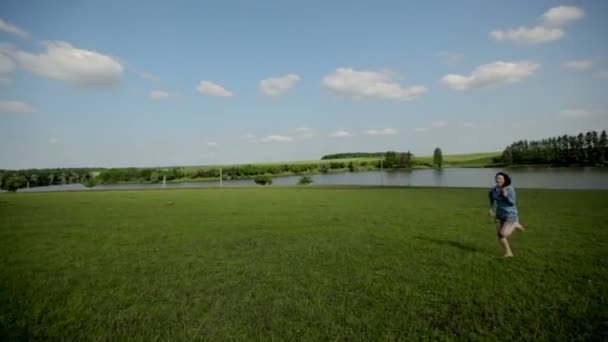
496,214,519,225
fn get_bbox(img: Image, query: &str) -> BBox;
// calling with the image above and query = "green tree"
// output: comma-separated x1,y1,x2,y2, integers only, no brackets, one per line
254,175,272,185
502,148,513,165
298,176,313,185
2,175,26,192
433,148,443,168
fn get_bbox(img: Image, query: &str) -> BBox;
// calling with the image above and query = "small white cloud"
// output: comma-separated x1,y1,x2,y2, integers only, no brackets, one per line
491,6,583,45
15,41,123,87
48,138,59,144
437,51,464,65
330,130,353,138
432,121,448,128
560,109,591,119
295,126,316,138
414,128,429,133
207,141,219,147
322,67,427,101
490,26,563,44
542,6,585,27
595,71,608,79
462,122,494,129
149,90,169,99
440,61,539,91
259,73,300,96
364,128,397,136
562,60,593,70
295,126,310,133
136,71,159,81
261,135,294,143
0,19,30,39
0,52,15,84
0,101,35,113
243,133,256,139
196,80,232,97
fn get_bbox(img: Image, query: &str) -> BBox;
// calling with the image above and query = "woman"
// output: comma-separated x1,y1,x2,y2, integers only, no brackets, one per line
488,172,524,257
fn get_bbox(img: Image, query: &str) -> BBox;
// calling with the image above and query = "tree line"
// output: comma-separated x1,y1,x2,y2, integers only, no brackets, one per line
1,150,421,191
494,130,608,166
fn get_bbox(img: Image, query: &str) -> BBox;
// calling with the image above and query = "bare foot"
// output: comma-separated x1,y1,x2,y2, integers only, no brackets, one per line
516,223,525,232
504,253,514,258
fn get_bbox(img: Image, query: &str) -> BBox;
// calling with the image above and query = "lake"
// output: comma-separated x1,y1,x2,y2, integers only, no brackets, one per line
14,167,608,192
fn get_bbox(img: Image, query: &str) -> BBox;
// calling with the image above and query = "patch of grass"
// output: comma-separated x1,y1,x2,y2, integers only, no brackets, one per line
1,188,606,340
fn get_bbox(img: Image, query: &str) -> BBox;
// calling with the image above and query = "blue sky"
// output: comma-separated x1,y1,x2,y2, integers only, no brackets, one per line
1,0,607,169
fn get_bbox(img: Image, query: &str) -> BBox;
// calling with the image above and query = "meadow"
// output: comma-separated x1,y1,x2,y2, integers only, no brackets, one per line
1,187,606,340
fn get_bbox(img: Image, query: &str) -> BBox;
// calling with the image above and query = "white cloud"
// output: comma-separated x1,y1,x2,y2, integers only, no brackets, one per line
322,67,427,101
295,126,316,138
149,90,169,99
490,26,563,44
0,52,15,84
364,128,397,136
562,60,593,70
259,73,300,96
330,130,353,138
440,61,539,91
490,6,583,44
15,41,123,87
207,141,219,147
462,122,494,129
560,109,591,119
432,121,448,128
437,51,464,65
414,128,429,133
136,71,159,81
0,19,30,39
542,6,585,27
196,80,232,97
48,138,59,144
261,135,294,143
595,71,608,79
0,101,35,113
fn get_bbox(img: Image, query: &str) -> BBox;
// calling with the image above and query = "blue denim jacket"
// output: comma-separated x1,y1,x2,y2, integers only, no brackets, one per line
488,185,518,218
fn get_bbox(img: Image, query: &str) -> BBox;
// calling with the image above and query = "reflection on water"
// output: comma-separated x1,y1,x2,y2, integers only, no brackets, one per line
15,167,608,192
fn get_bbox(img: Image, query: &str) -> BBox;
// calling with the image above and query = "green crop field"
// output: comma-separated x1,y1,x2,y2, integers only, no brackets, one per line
1,187,606,340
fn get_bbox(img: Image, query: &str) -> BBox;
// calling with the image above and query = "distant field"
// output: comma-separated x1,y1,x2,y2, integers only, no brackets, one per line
1,187,606,340
183,152,502,172
414,152,501,167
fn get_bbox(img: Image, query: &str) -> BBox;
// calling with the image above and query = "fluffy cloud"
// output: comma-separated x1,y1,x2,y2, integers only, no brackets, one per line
432,121,448,128
0,19,30,39
542,6,585,27
364,128,397,136
330,130,353,138
196,80,233,97
149,90,169,99
322,68,427,101
490,26,563,44
562,60,593,70
261,135,294,143
15,41,123,87
440,61,539,91
259,73,300,96
0,52,15,84
295,126,316,138
490,6,583,44
560,109,591,119
414,128,429,133
0,100,35,113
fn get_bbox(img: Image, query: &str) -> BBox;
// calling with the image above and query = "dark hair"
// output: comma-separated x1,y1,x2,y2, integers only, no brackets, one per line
495,172,511,187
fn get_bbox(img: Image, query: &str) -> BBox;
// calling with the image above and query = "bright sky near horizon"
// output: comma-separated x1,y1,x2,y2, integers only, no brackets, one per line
1,0,607,169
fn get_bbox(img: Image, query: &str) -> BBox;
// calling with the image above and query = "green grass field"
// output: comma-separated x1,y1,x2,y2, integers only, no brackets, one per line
1,188,606,340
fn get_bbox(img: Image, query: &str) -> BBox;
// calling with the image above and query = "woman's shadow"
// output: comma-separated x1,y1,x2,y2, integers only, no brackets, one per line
415,236,482,253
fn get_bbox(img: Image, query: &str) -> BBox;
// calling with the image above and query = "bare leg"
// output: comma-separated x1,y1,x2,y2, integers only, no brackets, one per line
497,222,516,257
515,221,525,232
499,238,513,257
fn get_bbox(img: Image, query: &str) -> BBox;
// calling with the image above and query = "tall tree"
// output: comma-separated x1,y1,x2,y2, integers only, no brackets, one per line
433,147,443,168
